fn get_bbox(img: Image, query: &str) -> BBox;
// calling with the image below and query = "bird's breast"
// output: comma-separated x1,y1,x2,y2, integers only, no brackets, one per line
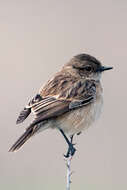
54,92,103,136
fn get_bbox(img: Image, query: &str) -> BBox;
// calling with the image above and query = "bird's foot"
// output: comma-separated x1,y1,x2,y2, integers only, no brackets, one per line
64,143,76,158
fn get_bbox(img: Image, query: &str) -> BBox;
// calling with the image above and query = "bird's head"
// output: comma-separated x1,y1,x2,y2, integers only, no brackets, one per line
63,54,113,81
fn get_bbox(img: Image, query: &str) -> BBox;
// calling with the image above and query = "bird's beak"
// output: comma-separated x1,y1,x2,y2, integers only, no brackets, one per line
99,66,113,72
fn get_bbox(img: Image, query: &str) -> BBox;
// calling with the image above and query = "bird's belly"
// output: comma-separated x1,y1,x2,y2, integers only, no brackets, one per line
55,96,103,136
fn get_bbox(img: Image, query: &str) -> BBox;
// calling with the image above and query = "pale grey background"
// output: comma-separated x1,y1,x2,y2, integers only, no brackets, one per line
0,0,127,189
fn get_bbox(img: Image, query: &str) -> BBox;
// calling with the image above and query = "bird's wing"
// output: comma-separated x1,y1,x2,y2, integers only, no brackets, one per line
30,97,94,127
16,79,96,125
29,79,96,127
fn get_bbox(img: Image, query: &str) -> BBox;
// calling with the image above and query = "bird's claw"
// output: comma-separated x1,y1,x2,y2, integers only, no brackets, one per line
64,143,76,158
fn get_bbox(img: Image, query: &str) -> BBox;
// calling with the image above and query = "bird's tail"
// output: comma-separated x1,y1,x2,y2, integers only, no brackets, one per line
9,122,47,152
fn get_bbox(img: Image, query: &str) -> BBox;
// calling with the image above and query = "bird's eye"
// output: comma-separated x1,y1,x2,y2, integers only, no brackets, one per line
85,66,92,72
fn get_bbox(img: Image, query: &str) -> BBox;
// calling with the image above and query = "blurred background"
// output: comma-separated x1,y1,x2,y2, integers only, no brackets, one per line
0,0,127,189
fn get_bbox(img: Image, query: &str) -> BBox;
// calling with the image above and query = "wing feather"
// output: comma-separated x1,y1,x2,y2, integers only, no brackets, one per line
16,79,96,126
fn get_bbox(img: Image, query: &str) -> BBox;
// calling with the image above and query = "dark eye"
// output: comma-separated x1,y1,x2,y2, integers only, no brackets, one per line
85,66,92,72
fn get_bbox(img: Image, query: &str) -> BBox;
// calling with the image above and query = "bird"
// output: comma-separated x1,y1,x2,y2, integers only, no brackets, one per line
9,53,113,157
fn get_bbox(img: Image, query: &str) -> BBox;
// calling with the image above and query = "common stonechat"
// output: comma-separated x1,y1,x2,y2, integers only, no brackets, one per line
9,54,113,157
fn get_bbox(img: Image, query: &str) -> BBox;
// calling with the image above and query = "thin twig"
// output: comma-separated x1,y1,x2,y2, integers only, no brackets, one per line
66,155,72,190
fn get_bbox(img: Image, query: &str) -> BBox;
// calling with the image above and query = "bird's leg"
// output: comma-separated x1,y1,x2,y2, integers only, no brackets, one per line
70,135,74,143
59,129,76,158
